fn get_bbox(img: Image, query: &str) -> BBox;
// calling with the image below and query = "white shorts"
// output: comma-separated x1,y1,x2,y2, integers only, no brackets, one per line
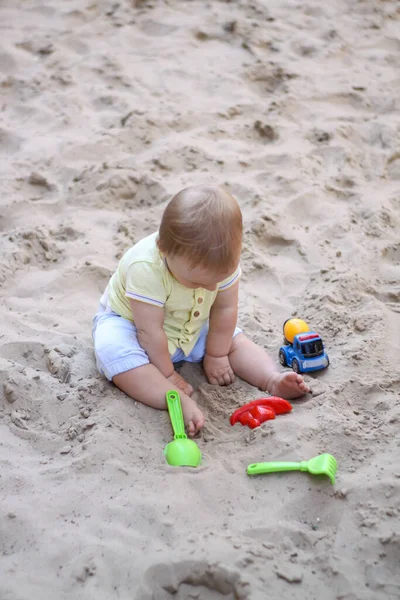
92,305,242,381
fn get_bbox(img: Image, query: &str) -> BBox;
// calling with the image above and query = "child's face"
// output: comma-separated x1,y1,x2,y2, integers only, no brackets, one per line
165,254,236,291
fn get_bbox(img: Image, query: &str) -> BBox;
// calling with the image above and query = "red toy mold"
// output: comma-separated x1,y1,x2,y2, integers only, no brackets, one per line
230,397,292,429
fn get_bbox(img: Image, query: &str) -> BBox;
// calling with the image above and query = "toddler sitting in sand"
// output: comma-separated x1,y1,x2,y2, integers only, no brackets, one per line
93,186,309,435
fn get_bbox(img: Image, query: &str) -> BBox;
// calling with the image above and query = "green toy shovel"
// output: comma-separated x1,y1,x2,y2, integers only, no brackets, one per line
164,391,202,468
247,453,337,485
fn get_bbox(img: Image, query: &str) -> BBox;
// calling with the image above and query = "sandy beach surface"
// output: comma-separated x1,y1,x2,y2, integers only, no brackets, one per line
1,0,400,598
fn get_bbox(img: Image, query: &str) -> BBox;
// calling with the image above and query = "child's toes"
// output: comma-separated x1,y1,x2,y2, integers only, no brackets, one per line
296,375,310,393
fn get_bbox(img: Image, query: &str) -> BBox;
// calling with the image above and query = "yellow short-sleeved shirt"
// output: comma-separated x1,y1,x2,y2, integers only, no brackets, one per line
106,232,241,356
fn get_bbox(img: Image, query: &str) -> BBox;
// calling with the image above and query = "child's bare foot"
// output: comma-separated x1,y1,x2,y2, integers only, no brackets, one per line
180,395,205,437
267,371,310,400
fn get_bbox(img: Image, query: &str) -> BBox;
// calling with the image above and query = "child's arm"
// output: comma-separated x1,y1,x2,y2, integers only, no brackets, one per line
204,282,239,385
129,300,193,396
130,300,174,377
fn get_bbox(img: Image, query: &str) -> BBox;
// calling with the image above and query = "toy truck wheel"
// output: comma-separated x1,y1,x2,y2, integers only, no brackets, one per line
292,358,300,373
279,349,287,366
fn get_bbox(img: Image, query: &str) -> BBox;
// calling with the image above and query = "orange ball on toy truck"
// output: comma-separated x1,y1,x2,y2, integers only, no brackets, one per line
283,318,309,344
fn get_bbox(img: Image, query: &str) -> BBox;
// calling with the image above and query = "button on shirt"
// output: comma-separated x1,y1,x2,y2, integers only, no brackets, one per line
107,232,241,356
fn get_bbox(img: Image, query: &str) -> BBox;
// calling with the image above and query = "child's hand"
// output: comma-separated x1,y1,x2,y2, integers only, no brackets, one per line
167,371,194,397
180,395,205,437
204,354,235,386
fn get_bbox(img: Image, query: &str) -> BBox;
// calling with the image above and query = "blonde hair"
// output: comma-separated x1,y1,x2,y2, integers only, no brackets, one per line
158,186,242,271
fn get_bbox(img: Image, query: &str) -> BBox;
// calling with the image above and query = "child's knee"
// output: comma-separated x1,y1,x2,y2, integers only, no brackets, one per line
92,314,149,379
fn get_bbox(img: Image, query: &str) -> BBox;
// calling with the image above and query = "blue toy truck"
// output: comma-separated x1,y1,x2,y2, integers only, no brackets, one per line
279,332,329,374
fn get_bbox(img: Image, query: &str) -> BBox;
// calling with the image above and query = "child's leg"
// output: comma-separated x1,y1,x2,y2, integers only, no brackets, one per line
93,311,204,436
228,333,310,400
113,366,204,437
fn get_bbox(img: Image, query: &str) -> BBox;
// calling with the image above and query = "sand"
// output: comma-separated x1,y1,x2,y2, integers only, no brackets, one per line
1,0,400,598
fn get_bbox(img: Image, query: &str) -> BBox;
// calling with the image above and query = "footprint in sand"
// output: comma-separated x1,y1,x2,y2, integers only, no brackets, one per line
136,560,249,600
